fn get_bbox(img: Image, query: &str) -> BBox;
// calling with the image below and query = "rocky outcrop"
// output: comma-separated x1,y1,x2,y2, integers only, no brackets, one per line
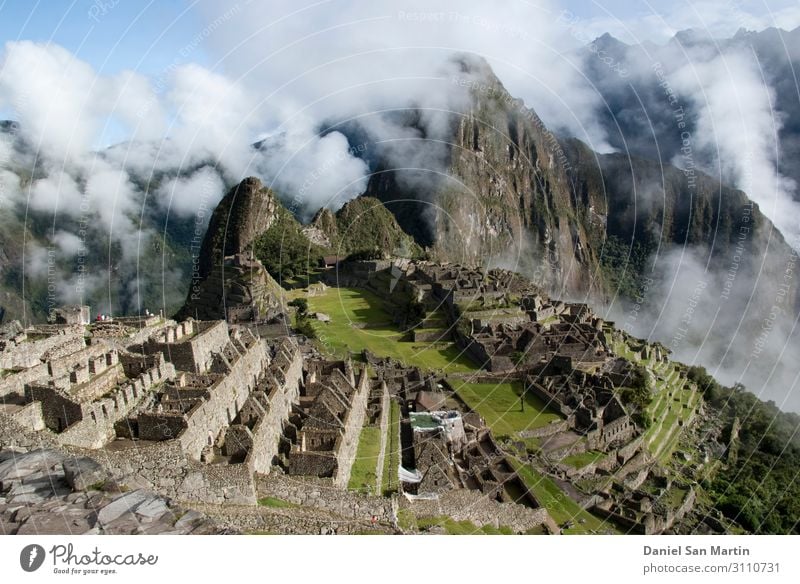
311,196,422,258
63,456,108,491
178,254,285,322
360,55,798,309
177,177,286,322
196,177,279,279
362,56,606,296
0,449,227,534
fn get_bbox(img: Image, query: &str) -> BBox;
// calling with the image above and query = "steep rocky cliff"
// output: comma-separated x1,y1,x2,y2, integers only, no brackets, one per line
196,176,281,280
361,56,798,311
178,177,285,322
310,196,421,259
362,58,607,297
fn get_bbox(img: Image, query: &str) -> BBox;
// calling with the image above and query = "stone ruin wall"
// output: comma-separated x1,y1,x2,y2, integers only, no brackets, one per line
587,415,637,451
176,339,269,459
26,384,82,432
0,408,58,450
90,440,256,505
136,411,187,442
180,458,257,505
44,343,109,380
7,402,46,432
91,333,298,504
398,489,554,534
143,327,196,373
27,356,176,448
517,418,571,440
256,474,393,522
0,363,49,398
375,382,391,492
0,333,85,371
331,370,371,488
58,360,176,449
143,320,229,374
560,435,645,479
245,341,303,474
190,321,234,369
592,487,696,535
288,452,338,478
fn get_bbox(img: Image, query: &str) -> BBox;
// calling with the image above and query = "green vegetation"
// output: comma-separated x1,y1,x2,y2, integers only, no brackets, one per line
619,363,652,407
348,426,383,493
400,513,514,535
619,362,654,428
305,287,476,373
396,508,416,531
322,196,422,258
452,380,561,435
688,365,800,534
509,458,616,535
599,234,655,300
288,297,308,316
561,451,606,469
398,299,426,329
446,380,617,534
253,204,324,281
416,516,514,535
643,367,698,462
257,497,297,509
288,297,318,339
381,399,401,495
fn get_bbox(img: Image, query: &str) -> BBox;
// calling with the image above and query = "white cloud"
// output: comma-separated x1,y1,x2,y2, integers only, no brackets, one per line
194,0,611,151
0,41,99,160
670,48,800,245
569,0,800,46
157,166,225,217
53,230,83,256
29,172,83,215
256,129,369,217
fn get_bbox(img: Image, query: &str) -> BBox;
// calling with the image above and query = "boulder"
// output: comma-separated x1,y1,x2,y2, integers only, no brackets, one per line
134,497,169,519
16,508,94,535
62,457,108,491
0,449,65,483
96,490,153,526
174,509,204,530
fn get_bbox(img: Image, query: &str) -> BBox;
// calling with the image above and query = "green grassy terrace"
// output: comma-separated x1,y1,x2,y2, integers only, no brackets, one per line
451,380,562,436
561,450,606,469
381,399,401,495
509,458,618,535
304,287,477,373
348,426,383,494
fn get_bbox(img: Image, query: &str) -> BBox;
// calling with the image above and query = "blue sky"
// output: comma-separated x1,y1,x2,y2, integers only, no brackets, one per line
2,0,799,146
0,0,209,76
2,0,799,76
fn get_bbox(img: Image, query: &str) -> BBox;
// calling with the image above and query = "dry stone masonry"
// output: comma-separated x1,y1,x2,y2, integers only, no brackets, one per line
0,253,711,534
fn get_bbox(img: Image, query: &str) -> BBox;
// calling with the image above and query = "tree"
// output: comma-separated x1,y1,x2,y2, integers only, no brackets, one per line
288,298,308,318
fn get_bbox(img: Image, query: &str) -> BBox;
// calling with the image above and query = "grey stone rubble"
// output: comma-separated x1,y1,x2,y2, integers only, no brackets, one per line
0,449,227,535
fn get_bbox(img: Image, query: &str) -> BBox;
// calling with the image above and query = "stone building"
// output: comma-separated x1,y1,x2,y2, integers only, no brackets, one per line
122,323,272,459
25,350,175,448
281,358,370,487
49,305,90,325
525,367,638,452
0,313,178,449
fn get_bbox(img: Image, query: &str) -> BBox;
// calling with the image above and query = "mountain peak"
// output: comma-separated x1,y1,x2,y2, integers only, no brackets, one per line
196,176,279,279
671,27,717,46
